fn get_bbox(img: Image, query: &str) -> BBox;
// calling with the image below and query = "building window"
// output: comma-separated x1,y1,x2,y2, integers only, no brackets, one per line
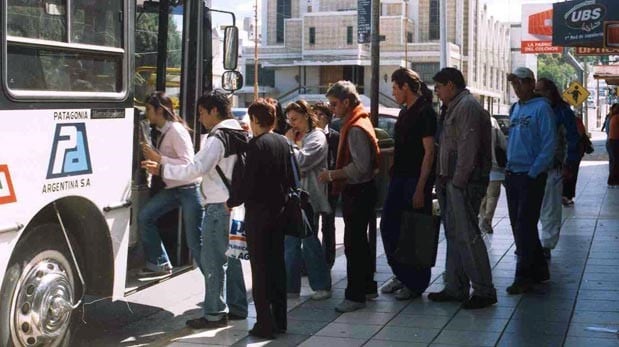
347,26,353,45
407,31,413,43
276,0,291,43
429,0,439,40
309,27,316,45
411,62,440,83
245,64,275,87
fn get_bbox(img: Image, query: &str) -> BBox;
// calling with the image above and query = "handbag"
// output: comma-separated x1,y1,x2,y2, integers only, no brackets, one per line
225,205,249,260
582,134,594,154
282,146,314,239
393,210,440,268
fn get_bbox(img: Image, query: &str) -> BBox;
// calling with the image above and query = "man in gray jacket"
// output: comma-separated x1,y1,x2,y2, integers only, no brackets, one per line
428,68,497,309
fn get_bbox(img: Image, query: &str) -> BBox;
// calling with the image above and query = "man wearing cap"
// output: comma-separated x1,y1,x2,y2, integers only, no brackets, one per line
428,67,497,309
505,67,556,294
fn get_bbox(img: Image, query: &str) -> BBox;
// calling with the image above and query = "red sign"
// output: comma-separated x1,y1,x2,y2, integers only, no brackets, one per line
575,47,619,55
0,165,17,204
521,41,563,54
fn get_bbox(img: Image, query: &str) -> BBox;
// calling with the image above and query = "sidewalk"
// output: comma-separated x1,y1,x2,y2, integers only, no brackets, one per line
120,132,618,347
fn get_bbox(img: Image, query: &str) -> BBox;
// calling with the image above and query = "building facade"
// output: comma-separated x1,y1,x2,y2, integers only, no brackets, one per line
240,0,511,113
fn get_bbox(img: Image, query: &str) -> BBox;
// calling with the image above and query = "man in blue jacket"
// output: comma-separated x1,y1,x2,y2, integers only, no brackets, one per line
505,67,556,294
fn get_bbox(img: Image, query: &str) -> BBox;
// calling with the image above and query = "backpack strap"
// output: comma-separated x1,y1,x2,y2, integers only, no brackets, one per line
215,165,231,192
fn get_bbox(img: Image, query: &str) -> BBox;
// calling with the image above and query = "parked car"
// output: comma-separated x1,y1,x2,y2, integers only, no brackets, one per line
231,107,250,133
330,106,401,139
493,114,510,136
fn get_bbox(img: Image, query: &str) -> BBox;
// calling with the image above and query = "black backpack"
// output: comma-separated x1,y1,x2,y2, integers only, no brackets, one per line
212,128,249,205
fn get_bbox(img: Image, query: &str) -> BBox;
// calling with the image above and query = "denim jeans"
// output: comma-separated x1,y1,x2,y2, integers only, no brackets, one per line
342,181,377,303
285,214,332,293
437,180,496,299
380,175,432,294
505,172,548,282
540,168,563,249
202,203,248,320
139,184,204,269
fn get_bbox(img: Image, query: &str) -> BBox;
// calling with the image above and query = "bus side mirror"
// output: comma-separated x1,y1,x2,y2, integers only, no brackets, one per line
222,70,243,92
223,26,239,71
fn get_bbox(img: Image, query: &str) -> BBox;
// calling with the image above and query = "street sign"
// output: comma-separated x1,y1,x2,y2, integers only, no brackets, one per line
562,81,590,107
357,0,371,44
575,46,619,55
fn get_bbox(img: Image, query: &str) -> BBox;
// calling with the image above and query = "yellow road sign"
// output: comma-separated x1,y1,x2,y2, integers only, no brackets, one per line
562,81,589,107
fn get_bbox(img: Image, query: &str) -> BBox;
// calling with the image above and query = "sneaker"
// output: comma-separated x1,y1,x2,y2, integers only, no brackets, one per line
365,291,379,300
138,264,172,277
287,292,300,299
380,277,403,294
394,287,420,301
311,290,332,301
506,280,533,295
462,295,497,309
427,290,465,302
479,220,494,234
335,299,366,313
562,197,574,206
186,316,228,329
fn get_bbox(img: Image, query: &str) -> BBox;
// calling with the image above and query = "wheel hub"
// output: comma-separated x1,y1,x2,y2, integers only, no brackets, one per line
12,259,74,347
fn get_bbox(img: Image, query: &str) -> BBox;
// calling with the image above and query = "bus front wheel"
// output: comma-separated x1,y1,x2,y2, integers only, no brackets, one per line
0,223,77,347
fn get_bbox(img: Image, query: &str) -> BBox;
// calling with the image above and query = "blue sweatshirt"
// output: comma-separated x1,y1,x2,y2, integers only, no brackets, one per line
506,96,556,178
553,103,580,164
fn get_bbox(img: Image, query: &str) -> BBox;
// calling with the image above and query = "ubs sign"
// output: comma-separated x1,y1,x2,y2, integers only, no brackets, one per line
553,0,618,47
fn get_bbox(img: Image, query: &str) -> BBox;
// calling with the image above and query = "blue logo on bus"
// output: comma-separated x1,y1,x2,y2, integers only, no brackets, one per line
47,123,93,179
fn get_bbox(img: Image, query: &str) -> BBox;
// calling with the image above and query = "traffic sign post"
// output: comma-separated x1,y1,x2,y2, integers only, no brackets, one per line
562,81,590,107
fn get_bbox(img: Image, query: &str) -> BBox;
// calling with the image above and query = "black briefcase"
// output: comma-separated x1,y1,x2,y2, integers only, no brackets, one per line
394,211,440,268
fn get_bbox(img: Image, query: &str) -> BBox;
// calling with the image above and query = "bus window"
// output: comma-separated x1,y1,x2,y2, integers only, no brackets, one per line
4,0,125,96
71,0,123,47
7,0,66,41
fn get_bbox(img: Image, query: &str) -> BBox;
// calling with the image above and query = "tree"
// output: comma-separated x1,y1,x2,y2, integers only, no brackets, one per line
537,54,577,90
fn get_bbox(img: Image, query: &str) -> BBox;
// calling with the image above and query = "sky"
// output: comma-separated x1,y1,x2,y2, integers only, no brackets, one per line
212,0,566,27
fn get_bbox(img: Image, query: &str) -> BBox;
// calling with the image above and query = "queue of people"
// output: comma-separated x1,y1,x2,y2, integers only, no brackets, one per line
137,64,598,340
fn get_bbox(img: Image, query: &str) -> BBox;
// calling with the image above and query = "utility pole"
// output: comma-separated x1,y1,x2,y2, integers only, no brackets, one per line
439,0,447,68
370,0,380,126
253,0,259,101
403,0,409,68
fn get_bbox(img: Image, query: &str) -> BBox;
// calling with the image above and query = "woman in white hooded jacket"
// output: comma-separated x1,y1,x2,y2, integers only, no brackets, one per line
283,99,332,301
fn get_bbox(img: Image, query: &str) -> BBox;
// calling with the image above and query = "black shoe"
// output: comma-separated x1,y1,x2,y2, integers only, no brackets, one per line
542,247,551,260
228,313,247,320
249,326,275,339
186,316,228,329
506,281,533,295
462,295,497,309
533,266,550,283
427,290,465,302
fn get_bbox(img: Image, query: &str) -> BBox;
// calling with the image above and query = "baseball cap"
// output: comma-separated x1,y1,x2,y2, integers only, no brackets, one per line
507,67,535,81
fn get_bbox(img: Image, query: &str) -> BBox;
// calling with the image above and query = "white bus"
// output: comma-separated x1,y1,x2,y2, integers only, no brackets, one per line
0,0,242,345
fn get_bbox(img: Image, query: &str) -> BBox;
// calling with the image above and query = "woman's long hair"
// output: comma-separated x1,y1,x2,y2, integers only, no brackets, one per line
391,67,433,103
536,78,569,108
145,91,192,132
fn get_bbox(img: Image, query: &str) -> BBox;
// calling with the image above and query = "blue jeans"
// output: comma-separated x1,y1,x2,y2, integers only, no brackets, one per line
285,215,332,293
139,184,204,269
380,176,432,294
202,203,248,320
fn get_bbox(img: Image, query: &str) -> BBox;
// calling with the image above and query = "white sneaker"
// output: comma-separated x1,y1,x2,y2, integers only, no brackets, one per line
311,290,332,301
380,277,403,294
394,287,419,301
334,299,366,313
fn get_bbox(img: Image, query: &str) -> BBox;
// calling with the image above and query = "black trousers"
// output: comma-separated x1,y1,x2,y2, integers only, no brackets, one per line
562,159,581,199
341,181,377,303
505,172,548,282
245,205,286,332
319,192,339,268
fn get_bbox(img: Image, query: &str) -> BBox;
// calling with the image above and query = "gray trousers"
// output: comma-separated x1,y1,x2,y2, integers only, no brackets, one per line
438,180,496,299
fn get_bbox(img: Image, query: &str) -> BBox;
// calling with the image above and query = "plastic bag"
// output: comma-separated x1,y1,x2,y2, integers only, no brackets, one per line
225,205,249,260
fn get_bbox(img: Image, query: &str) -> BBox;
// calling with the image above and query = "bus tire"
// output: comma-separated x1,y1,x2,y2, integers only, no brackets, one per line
0,223,77,347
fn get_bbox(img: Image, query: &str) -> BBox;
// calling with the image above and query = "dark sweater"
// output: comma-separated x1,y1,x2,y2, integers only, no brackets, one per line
234,132,291,211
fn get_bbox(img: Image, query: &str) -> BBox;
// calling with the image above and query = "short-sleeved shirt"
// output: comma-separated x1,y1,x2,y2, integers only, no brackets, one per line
392,98,437,178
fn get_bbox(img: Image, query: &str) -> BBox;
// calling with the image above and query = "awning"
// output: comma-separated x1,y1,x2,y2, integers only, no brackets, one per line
593,65,619,85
